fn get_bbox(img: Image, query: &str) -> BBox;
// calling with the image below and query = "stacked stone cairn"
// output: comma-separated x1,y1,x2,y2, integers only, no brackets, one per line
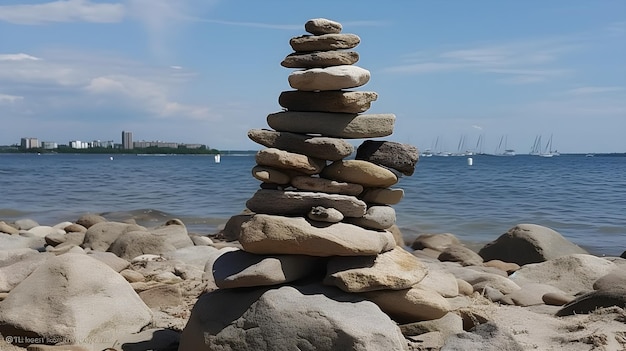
182,18,449,349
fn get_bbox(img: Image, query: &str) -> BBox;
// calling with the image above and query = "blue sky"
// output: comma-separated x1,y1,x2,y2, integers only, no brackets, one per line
0,1,624,153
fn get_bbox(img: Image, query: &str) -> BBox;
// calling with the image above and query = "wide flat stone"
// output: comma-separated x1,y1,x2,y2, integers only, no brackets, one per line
288,65,370,91
239,214,396,256
321,160,398,188
305,18,342,35
267,111,395,139
212,249,320,289
279,90,378,113
248,129,353,161
291,175,363,196
281,51,359,68
324,246,428,292
246,189,366,217
360,188,404,205
290,33,360,52
356,140,419,176
256,148,325,175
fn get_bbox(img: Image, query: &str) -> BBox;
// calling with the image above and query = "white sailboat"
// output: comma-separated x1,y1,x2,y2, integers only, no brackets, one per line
530,135,542,156
539,135,559,158
494,135,515,156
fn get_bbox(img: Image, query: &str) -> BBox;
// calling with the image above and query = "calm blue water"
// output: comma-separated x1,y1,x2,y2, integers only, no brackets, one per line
1,153,624,256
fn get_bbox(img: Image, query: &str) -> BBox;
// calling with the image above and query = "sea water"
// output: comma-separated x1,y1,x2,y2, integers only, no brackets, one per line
1,153,624,256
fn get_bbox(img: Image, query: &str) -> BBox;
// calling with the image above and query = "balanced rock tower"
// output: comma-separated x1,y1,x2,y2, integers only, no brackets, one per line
180,19,444,351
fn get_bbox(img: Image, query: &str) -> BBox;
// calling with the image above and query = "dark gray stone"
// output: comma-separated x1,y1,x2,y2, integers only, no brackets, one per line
356,140,419,176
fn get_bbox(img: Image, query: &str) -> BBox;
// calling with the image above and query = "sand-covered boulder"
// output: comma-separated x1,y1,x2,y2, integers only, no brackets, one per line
82,221,146,251
0,253,151,346
509,254,616,295
478,224,587,265
179,284,406,351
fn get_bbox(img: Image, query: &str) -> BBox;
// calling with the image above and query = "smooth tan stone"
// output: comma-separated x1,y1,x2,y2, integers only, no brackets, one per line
246,189,366,218
324,246,428,292
248,129,353,161
212,249,320,288
305,18,342,35
364,286,451,323
360,188,404,205
256,148,325,175
291,176,363,196
239,214,396,256
279,90,377,113
308,206,344,223
267,111,395,139
411,233,461,251
416,270,460,298
347,205,396,230
252,165,291,185
288,65,370,91
290,33,360,52
281,51,359,68
321,160,398,188
0,221,19,235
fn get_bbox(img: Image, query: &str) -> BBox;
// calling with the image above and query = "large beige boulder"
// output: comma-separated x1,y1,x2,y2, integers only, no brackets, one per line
82,221,146,251
478,224,587,265
179,284,406,351
0,254,151,346
239,214,396,256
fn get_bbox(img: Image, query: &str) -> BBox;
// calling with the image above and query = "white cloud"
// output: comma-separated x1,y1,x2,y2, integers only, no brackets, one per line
0,53,41,61
0,0,125,25
85,74,214,120
0,93,23,103
564,86,625,95
0,50,214,122
384,37,579,83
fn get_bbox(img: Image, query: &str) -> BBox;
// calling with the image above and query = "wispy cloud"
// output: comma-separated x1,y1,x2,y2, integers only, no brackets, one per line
384,37,579,84
0,93,23,104
0,51,213,121
605,21,626,37
85,74,213,120
0,0,125,25
564,86,625,95
0,53,41,61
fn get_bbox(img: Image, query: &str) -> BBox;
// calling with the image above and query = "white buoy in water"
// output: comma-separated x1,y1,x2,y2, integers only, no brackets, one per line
467,157,473,166
110,156,114,161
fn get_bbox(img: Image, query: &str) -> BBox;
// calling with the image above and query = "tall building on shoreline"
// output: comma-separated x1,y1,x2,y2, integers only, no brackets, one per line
122,131,133,149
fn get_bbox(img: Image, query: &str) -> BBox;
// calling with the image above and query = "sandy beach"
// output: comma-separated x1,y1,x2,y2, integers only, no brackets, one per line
0,213,625,351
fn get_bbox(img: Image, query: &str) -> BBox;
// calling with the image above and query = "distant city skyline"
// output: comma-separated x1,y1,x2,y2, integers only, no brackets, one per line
0,1,624,153
15,130,210,150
